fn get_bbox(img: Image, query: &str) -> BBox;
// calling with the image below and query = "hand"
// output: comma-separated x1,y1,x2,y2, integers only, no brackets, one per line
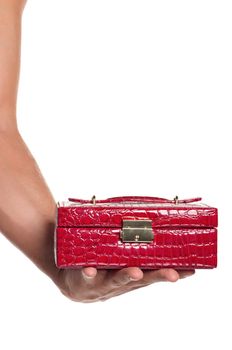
0,132,195,304
54,266,195,303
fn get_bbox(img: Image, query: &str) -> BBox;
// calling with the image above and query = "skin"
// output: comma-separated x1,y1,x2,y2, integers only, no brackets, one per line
0,0,195,303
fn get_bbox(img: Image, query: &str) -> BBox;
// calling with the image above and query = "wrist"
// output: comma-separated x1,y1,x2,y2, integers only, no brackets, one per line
32,218,60,283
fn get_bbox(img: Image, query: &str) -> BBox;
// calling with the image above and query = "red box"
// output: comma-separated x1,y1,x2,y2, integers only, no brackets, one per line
55,196,217,269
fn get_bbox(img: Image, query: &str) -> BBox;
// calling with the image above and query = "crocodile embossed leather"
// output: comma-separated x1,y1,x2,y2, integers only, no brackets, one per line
55,196,218,269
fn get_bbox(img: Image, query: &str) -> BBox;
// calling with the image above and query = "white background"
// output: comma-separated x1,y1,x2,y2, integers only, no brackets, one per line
0,0,231,349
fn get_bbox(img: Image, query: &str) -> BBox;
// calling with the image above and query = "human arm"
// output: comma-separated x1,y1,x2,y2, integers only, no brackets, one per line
0,1,195,303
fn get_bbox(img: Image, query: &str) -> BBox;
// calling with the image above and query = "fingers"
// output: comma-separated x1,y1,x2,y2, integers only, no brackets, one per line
110,267,144,288
158,268,179,282
136,268,179,284
99,281,151,302
105,268,178,297
99,268,196,302
178,269,195,279
63,267,196,303
139,268,195,284
80,267,195,287
126,267,144,281
81,267,97,282
99,269,173,302
80,267,195,286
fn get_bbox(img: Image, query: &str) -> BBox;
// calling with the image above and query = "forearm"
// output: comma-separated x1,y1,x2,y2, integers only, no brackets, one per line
0,130,59,282
0,1,59,282
0,0,26,127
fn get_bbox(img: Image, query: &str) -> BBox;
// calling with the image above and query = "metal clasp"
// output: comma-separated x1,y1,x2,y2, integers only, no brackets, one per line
173,195,179,204
121,219,154,243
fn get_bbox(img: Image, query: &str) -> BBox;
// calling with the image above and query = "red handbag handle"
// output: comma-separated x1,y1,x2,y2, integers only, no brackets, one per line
68,196,202,204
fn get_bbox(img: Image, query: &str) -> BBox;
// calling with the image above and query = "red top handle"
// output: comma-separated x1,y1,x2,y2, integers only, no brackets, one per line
68,196,202,204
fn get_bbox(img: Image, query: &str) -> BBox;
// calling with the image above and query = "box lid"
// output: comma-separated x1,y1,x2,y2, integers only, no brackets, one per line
56,199,218,228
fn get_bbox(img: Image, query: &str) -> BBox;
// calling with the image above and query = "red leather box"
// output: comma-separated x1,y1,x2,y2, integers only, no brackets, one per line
55,196,218,269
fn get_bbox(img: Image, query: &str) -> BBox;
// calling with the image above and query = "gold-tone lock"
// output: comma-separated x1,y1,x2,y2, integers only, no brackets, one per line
121,219,154,243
